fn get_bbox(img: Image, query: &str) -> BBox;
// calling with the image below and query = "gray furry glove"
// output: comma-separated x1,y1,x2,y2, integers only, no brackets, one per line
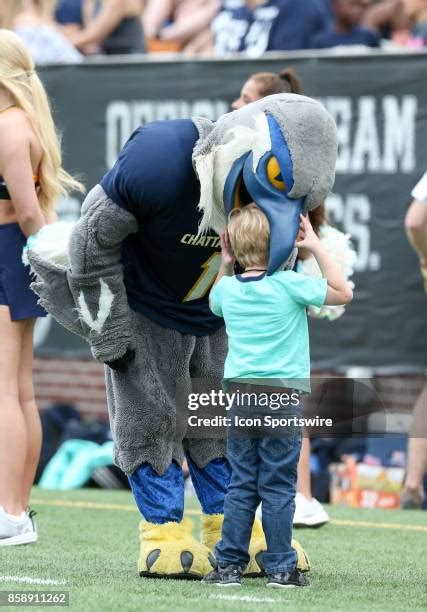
29,252,86,338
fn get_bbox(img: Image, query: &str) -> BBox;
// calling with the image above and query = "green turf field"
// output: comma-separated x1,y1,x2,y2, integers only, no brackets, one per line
1,488,426,611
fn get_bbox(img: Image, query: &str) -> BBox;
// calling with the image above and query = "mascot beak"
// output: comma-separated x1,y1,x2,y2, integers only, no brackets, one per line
223,114,304,275
242,156,303,274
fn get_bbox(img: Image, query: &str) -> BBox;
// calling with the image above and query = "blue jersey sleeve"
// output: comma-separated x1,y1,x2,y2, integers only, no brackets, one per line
281,271,327,307
100,127,151,217
100,120,200,220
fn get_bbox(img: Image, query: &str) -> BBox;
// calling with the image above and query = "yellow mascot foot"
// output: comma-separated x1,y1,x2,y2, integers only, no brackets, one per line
200,513,223,551
291,537,311,573
200,514,311,576
138,518,215,580
245,515,267,576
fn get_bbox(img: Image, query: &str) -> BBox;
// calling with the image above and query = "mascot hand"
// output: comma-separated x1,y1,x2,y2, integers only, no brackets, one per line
200,514,311,576
139,518,215,579
28,251,85,338
105,348,135,373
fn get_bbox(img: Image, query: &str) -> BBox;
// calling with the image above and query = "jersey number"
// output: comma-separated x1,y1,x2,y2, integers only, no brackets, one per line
183,253,222,302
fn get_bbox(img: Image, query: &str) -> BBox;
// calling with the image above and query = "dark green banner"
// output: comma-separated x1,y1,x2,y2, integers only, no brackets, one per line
35,53,427,370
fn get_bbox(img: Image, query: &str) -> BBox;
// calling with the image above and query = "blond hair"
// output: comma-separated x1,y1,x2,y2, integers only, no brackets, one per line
0,29,84,214
228,204,270,269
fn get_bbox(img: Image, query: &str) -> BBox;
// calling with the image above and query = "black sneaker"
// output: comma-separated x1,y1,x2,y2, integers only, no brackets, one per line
267,567,309,589
202,564,243,587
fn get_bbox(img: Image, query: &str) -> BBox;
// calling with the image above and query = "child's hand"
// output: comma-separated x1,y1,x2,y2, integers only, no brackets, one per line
295,214,321,253
220,230,236,267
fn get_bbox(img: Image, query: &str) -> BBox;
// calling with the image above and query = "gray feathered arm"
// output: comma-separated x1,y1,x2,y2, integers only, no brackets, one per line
67,185,138,362
29,185,138,363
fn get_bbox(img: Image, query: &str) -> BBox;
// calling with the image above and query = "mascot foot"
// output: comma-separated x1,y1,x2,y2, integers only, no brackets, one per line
138,518,215,579
200,513,265,576
291,538,311,573
200,514,311,577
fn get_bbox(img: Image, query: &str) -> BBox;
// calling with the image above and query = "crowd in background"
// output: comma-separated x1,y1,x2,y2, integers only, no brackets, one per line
0,0,426,64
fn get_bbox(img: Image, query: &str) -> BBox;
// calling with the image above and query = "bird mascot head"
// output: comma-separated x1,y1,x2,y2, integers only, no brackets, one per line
193,93,338,274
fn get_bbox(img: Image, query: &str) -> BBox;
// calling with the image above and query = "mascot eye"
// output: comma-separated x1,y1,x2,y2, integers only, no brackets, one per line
266,156,287,192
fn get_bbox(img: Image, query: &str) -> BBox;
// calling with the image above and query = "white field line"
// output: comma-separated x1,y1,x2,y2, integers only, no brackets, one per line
0,576,67,586
30,499,427,532
212,594,279,603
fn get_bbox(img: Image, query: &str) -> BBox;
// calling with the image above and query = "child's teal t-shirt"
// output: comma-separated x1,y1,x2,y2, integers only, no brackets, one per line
209,271,327,393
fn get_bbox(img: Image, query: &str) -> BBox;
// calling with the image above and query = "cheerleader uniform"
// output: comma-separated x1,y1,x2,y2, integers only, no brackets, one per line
0,177,46,320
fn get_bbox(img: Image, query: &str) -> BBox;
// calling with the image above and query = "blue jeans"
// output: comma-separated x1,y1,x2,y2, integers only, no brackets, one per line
215,387,302,574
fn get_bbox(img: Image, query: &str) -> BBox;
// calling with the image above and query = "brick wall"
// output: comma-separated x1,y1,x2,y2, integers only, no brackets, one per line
34,356,425,423
374,375,425,412
34,357,108,420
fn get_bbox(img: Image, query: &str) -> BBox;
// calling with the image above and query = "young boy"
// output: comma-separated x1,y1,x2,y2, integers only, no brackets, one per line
203,204,353,588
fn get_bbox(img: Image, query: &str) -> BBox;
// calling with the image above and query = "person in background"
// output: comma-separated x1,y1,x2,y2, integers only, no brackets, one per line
0,29,83,546
55,0,91,49
212,0,330,57
63,0,145,55
362,0,408,41
360,0,427,48
311,0,381,49
232,67,302,109
55,0,84,30
54,0,100,53
231,67,332,529
400,172,427,509
143,0,220,55
393,0,427,46
0,0,83,64
406,172,427,289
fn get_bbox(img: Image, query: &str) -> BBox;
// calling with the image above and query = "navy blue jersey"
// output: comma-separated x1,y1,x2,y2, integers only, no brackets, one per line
213,0,329,55
311,26,380,49
100,120,224,336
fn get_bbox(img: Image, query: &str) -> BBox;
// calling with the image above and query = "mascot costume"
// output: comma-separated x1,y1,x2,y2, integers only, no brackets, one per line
28,93,338,579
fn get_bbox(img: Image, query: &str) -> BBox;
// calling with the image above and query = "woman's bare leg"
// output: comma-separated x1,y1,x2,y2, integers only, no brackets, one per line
294,435,329,527
403,381,427,498
297,437,312,498
18,319,42,510
0,307,27,515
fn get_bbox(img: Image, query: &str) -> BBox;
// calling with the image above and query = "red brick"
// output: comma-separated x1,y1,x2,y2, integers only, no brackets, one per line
34,357,425,425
